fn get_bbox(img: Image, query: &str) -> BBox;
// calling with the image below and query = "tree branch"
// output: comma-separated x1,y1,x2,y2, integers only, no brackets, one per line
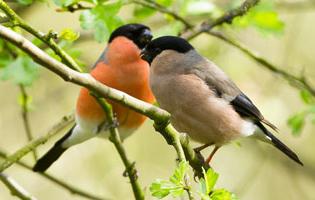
0,24,206,177
0,114,74,172
0,150,107,200
92,94,144,200
19,85,38,161
0,0,82,72
0,173,37,200
183,0,260,40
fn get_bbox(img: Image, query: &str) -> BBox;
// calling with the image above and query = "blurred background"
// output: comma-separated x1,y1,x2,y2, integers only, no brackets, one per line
0,0,314,199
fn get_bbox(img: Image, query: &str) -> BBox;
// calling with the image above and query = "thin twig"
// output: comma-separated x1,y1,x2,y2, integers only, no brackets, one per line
0,173,37,200
0,150,107,200
93,94,144,200
0,114,74,172
55,3,92,13
132,0,193,29
0,0,82,72
19,85,38,161
0,24,206,177
206,31,315,96
183,0,260,40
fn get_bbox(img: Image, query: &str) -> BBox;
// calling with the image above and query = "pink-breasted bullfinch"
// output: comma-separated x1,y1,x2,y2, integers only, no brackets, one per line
141,36,303,166
33,24,155,172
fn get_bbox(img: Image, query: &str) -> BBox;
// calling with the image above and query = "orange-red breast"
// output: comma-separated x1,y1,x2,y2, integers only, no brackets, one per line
33,24,154,172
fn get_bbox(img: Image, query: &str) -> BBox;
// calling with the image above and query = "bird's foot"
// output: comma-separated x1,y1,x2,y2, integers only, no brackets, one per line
97,119,119,133
123,162,138,180
193,143,212,153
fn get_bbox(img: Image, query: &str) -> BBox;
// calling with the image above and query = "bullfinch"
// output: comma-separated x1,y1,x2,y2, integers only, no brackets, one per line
33,24,155,172
141,36,303,165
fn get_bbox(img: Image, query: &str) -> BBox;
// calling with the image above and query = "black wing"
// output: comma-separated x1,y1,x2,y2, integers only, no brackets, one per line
230,93,263,120
230,93,278,131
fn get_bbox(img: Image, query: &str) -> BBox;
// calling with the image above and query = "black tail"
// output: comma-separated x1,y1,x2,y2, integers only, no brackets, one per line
33,126,74,172
256,122,303,166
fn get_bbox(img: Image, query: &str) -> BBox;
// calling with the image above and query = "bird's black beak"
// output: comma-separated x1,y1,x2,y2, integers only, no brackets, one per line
140,48,152,64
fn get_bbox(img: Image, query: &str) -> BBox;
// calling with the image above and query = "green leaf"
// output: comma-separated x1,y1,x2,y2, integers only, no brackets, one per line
204,168,219,194
17,0,33,5
157,0,173,7
150,161,188,199
53,0,78,7
300,90,314,104
60,28,80,42
0,42,13,68
0,56,39,86
210,189,235,200
233,0,284,35
169,161,188,184
150,179,172,199
133,6,156,19
287,113,305,136
150,179,184,199
199,177,207,195
79,1,123,42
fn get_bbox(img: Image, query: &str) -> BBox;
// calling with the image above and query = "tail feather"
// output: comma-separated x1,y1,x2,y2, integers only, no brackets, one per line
33,126,74,172
256,122,303,166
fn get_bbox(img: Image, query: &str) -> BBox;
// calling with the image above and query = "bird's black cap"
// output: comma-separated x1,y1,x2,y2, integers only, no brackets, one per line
108,23,152,49
141,36,194,64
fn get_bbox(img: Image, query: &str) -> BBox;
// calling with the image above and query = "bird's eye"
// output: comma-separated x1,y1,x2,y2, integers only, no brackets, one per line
154,48,161,54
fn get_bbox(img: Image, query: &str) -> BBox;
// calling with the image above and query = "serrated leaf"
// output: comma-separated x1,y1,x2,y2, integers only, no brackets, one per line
60,28,80,42
79,2,123,42
169,161,188,184
150,179,185,199
150,161,189,199
300,90,314,104
150,179,176,199
204,168,219,194
210,189,234,200
287,113,305,136
0,56,39,86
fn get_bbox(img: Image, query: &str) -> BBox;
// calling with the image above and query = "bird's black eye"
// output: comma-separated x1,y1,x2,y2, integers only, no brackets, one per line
154,48,162,54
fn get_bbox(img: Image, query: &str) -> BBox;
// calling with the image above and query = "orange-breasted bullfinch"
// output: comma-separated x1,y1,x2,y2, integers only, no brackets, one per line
33,24,155,172
141,36,303,166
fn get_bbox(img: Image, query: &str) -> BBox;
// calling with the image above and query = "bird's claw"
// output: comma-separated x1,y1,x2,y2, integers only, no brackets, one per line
123,162,138,180
97,118,119,133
